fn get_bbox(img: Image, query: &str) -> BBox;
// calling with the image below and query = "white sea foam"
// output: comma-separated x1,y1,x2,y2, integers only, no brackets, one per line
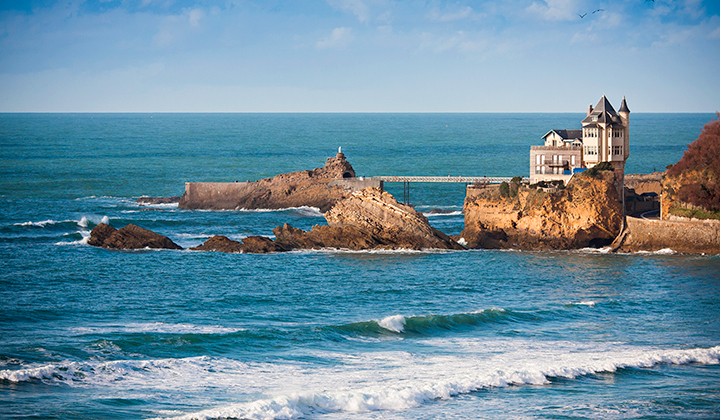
571,301,596,307
578,246,613,254
155,343,720,420
237,206,323,217
3,341,719,420
15,219,63,227
137,202,179,209
70,322,243,335
378,315,406,333
423,210,463,217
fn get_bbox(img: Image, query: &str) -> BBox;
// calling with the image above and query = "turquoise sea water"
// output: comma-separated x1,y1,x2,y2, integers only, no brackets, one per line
1,113,719,419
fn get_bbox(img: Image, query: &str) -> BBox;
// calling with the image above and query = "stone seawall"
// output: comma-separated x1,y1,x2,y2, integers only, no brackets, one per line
179,178,382,211
179,182,252,210
616,216,720,254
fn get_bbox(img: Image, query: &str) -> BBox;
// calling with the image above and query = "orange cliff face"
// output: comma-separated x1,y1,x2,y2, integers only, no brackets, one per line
460,171,623,250
273,187,465,251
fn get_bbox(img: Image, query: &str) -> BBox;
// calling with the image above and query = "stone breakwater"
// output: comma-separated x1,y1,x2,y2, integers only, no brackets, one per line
612,216,720,254
178,152,380,213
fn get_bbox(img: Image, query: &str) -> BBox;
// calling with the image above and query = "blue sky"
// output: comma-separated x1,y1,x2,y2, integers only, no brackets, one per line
1,0,718,112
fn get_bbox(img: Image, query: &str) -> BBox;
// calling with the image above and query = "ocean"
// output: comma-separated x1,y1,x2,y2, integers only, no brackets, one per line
1,113,718,419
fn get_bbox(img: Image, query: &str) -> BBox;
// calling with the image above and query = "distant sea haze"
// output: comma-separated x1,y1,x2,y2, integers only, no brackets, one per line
1,113,718,420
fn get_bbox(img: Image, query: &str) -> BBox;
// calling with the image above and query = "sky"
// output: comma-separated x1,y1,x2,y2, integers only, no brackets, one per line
0,0,718,112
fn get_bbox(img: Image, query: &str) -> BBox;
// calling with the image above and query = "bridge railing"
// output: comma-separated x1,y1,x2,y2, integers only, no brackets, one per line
371,176,528,184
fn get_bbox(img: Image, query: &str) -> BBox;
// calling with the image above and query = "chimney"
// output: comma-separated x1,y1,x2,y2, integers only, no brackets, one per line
587,104,593,117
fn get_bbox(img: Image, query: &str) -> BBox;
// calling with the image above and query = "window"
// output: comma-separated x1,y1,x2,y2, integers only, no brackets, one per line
612,146,623,155
536,155,541,165
571,155,576,166
536,166,540,174
584,146,598,156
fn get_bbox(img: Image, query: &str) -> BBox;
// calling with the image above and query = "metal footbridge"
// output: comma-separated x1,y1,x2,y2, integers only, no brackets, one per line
371,176,523,184
369,176,528,205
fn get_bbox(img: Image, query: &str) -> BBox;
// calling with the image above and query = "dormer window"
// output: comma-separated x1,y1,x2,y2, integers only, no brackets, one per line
592,116,598,122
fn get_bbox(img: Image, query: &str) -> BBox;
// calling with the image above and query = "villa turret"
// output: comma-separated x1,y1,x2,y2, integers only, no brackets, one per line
529,95,630,189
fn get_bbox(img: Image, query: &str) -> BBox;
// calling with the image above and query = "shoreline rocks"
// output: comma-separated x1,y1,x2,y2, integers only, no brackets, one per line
136,196,180,205
190,235,288,253
88,224,182,250
274,188,465,251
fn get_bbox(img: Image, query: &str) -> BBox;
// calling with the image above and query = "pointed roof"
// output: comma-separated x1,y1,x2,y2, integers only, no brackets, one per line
582,95,623,125
619,95,630,113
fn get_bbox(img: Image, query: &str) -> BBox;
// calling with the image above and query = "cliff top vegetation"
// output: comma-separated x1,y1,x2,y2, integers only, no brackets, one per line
666,113,720,212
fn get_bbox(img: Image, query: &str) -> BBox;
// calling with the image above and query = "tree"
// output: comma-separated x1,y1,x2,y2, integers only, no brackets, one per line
499,181,510,198
667,114,720,211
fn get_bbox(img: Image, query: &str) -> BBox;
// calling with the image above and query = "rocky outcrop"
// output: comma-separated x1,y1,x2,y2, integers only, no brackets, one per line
190,235,288,253
136,196,180,205
88,223,182,250
273,187,465,251
460,171,622,250
178,153,362,213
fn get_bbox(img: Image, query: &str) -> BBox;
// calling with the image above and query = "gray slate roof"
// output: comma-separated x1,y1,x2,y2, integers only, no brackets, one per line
542,129,583,140
582,95,624,126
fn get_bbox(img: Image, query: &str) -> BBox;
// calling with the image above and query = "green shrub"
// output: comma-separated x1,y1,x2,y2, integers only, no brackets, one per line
586,161,614,178
499,181,510,198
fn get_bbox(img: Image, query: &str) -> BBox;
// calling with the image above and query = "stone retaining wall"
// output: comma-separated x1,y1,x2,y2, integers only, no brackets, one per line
618,216,720,254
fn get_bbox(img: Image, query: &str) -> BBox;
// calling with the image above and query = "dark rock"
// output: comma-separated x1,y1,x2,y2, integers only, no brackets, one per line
88,223,182,250
136,196,180,204
87,223,117,247
240,236,289,253
190,235,289,253
190,235,244,253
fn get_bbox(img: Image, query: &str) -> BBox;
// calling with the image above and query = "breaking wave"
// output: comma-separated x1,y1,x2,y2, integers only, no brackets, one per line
151,344,719,420
330,309,514,336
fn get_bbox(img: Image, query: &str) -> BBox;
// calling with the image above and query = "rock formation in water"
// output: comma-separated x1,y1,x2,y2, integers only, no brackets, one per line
273,187,465,251
136,196,181,205
178,152,364,213
191,235,288,253
88,223,182,250
460,171,622,250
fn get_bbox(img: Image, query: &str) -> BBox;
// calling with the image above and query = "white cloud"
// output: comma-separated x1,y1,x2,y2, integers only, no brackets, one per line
327,0,370,23
187,8,204,27
316,27,355,50
651,28,694,47
526,0,581,22
427,6,482,22
709,26,720,39
417,31,488,53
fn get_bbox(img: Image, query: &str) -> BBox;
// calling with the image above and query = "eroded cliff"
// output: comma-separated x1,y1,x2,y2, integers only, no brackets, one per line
274,187,465,251
460,172,622,250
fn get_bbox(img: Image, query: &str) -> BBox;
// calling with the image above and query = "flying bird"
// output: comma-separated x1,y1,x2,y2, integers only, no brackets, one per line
578,12,587,18
592,8,604,13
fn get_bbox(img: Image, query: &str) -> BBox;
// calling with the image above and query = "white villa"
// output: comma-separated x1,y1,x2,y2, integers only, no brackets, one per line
529,95,630,185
